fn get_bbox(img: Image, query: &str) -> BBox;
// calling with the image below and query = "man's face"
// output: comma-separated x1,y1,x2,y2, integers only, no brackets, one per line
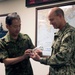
48,12,61,29
7,19,21,37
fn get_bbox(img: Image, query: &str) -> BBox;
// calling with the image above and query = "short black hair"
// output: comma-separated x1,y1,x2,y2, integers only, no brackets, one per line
6,12,20,26
55,8,64,17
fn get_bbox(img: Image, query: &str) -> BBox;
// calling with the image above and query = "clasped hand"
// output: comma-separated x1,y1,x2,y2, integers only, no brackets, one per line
24,49,42,61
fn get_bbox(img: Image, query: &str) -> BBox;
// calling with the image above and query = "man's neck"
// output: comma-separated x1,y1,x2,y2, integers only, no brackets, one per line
10,35,18,40
59,21,66,30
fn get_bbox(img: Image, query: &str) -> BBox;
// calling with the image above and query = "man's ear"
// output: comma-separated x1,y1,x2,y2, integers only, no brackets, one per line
59,14,63,18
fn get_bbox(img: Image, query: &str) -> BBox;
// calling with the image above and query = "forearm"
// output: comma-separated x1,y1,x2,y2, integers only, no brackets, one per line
42,47,73,67
39,48,72,66
3,55,27,66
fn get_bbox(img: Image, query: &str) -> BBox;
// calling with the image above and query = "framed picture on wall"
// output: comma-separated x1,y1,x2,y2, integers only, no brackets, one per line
26,0,72,7
35,1,75,56
0,14,8,38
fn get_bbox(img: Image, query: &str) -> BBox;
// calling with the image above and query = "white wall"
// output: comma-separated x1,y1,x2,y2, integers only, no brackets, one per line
0,0,49,75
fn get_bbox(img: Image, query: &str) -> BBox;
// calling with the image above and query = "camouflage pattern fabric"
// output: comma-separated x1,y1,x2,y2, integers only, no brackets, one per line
40,23,75,75
0,33,34,75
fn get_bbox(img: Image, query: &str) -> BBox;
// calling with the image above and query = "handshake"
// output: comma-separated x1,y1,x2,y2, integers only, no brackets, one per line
25,47,43,61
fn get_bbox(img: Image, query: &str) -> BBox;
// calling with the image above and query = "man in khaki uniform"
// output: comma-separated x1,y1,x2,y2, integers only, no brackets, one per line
30,7,75,75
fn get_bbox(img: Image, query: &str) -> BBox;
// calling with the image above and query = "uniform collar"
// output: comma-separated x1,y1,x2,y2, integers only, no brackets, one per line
3,33,23,43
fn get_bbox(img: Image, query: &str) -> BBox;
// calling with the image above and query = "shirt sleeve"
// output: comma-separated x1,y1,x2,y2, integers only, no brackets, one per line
39,32,75,67
0,40,8,63
26,34,35,49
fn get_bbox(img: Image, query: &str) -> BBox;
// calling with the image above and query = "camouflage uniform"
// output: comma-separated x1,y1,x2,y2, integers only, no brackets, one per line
40,23,75,75
0,33,34,75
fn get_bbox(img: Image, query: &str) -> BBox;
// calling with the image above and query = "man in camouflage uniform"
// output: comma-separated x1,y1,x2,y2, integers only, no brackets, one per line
30,7,75,75
0,13,34,75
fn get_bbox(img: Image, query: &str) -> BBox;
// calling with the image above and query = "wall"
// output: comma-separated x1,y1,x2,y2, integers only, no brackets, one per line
0,0,49,75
